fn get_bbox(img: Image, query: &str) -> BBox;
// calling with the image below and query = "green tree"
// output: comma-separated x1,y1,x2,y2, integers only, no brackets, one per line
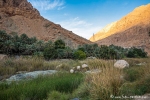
54,39,65,49
20,33,29,44
127,47,147,58
3,40,14,55
73,50,86,60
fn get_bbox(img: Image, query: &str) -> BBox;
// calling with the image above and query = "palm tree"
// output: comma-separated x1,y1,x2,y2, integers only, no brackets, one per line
3,40,14,55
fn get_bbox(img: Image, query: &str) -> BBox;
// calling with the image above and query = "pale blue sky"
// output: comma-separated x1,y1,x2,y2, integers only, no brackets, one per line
28,0,150,39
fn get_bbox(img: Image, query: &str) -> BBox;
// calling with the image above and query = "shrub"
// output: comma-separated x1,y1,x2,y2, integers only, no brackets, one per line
47,91,70,100
127,47,147,58
73,50,86,60
43,45,56,60
124,67,142,82
54,39,65,49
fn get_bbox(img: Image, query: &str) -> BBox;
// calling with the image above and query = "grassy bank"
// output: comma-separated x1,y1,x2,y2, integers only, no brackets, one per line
0,72,83,100
0,57,150,100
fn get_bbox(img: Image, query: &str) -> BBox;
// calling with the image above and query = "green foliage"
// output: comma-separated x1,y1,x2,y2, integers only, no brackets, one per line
0,73,83,100
78,43,98,57
94,45,118,59
54,39,65,49
0,30,148,59
47,91,70,100
124,67,142,82
43,45,56,60
0,30,37,55
73,50,86,60
127,47,147,58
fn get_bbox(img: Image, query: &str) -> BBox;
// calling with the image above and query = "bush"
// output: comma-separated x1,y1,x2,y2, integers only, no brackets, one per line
43,45,56,60
127,47,147,58
47,91,70,100
73,50,86,60
54,39,65,49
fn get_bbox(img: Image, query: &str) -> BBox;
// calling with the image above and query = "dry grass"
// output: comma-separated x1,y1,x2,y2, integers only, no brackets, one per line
86,59,123,100
0,57,81,80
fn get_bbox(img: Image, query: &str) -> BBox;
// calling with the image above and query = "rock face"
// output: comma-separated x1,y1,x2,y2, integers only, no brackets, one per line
114,60,129,69
0,0,91,48
90,4,150,55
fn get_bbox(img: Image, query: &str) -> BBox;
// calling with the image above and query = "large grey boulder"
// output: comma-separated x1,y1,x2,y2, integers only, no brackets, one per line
6,70,57,82
114,60,129,69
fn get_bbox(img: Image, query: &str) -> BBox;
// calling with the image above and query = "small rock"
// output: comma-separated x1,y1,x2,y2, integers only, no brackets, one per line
71,98,80,100
136,62,146,66
114,60,129,69
85,69,101,74
70,69,74,73
77,66,81,70
82,64,88,68
87,56,96,59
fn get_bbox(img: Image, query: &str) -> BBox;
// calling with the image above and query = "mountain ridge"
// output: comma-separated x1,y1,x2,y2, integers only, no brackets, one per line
90,3,150,55
0,0,92,48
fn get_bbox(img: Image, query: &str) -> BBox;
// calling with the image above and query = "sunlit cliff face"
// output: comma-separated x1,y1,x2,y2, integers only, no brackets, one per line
90,4,150,42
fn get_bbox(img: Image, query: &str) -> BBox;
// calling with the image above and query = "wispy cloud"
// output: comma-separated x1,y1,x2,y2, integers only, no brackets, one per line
28,0,65,10
56,17,102,39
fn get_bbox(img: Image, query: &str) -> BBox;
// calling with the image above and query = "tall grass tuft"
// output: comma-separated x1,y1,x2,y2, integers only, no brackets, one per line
86,59,123,100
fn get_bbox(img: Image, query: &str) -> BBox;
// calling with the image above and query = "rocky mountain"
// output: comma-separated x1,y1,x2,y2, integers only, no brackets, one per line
90,4,150,55
0,0,91,48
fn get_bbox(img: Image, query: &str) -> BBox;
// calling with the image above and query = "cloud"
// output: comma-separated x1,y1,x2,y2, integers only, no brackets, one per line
28,0,65,10
56,17,102,39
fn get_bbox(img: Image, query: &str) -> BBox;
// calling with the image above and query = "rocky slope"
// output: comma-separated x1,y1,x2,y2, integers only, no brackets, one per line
90,4,150,55
0,0,91,48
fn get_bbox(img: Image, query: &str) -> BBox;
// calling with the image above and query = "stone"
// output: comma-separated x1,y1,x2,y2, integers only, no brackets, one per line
85,69,101,74
70,69,74,73
114,60,129,69
87,56,96,59
82,64,88,69
71,98,80,100
76,66,81,70
5,70,57,82
136,62,146,66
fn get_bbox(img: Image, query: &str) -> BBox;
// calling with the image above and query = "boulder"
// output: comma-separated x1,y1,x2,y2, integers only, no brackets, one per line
82,64,88,68
70,69,74,73
114,60,129,69
76,66,81,70
71,98,79,100
5,70,57,82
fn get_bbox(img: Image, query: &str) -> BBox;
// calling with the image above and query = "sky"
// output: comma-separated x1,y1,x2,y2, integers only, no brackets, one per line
28,0,150,39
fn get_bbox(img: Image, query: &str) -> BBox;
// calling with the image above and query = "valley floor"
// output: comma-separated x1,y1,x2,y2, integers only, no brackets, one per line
0,57,150,100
